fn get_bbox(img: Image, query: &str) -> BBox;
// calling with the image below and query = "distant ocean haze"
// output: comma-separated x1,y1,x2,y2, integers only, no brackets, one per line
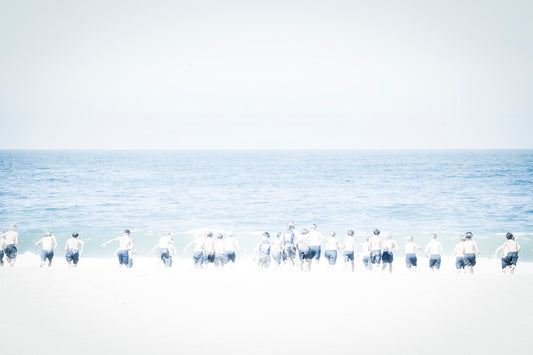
1,150,532,259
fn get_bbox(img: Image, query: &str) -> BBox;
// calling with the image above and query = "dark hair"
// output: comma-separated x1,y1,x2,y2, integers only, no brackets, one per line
72,232,79,238
373,229,380,235
124,229,131,234
347,230,354,236
263,232,270,238
506,232,513,240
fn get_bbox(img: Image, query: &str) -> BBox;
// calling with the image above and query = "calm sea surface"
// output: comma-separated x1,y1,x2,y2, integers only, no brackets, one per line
1,150,532,259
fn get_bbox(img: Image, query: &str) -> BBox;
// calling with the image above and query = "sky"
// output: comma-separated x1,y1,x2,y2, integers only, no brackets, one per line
0,0,532,149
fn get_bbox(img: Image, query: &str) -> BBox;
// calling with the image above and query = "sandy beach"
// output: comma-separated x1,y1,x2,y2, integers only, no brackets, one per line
1,253,531,355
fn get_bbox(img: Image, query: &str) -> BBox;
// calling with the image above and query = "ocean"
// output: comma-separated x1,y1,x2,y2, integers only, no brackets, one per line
1,150,532,259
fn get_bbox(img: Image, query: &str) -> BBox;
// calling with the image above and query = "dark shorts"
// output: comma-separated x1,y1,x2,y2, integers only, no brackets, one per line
159,248,170,262
0,249,4,264
308,246,321,260
429,255,441,269
65,249,80,264
464,253,476,267
298,247,309,260
362,256,371,269
41,250,54,262
405,253,417,268
214,254,226,267
343,251,354,262
282,245,296,260
324,250,337,265
382,251,393,264
4,245,17,259
501,252,518,269
225,251,236,263
205,252,215,263
117,250,129,265
370,250,381,264
193,251,204,265
455,257,465,270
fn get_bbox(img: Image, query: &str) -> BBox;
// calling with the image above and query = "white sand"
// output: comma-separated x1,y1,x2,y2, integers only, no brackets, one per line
1,253,531,355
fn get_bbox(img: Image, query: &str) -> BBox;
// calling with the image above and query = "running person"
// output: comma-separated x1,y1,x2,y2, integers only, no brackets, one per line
65,232,85,268
368,229,382,271
324,231,342,271
35,231,58,267
404,236,425,271
281,221,301,267
454,236,466,274
101,229,134,267
184,233,207,268
223,231,240,267
343,230,357,272
253,232,272,270
463,232,480,274
214,233,226,268
151,229,176,268
3,224,19,267
359,236,372,271
297,229,310,271
270,232,283,268
425,233,444,272
203,232,216,267
307,224,324,264
495,232,521,274
381,232,398,273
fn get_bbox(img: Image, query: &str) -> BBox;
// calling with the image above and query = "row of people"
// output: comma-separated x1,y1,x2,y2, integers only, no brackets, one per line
0,223,523,274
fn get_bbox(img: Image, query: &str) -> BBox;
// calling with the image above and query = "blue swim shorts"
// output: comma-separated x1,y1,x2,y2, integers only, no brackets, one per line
41,249,54,262
324,250,337,265
205,252,215,263
282,245,296,260
225,251,236,263
381,251,393,264
343,251,354,262
370,250,381,264
65,249,80,264
429,255,441,269
307,246,320,260
272,252,282,265
501,251,518,269
405,253,417,268
455,256,465,270
117,250,129,265
463,253,476,267
4,245,17,259
258,255,271,268
193,251,204,265
0,249,4,264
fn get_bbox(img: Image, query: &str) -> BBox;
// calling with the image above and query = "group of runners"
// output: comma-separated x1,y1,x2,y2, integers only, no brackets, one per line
251,221,522,274
0,222,523,274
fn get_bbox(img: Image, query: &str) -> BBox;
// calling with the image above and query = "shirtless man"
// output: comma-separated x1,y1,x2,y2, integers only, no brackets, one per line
281,221,301,267
368,229,382,271
223,231,240,268
151,229,176,268
454,236,466,274
3,224,19,267
324,231,342,271
495,232,521,274
381,232,398,273
343,230,357,272
184,233,206,268
214,233,226,269
297,229,310,271
203,232,216,268
359,236,372,271
307,224,324,264
270,233,283,269
463,232,480,274
404,236,425,271
35,231,58,267
101,229,134,267
425,233,444,272
65,232,85,268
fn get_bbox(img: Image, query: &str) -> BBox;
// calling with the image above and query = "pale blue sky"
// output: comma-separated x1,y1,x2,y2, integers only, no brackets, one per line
1,0,532,149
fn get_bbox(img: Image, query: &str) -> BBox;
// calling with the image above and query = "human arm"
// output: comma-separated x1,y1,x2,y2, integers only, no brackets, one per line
183,240,195,251
35,238,43,247
79,240,85,255
53,236,58,249
494,245,505,259
101,237,120,248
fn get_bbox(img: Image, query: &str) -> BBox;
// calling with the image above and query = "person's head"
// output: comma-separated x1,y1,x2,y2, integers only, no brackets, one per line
310,224,317,231
216,233,223,239
506,232,514,240
10,224,17,231
347,230,354,236
465,232,473,239
287,221,295,230
45,230,53,237
263,232,270,239
276,232,281,238
72,232,79,238
301,228,309,235
163,229,171,236
459,235,466,242
384,232,392,239
124,229,131,235
407,236,413,242
330,231,336,237
227,231,233,237
206,231,213,238
432,233,437,239
373,229,380,236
